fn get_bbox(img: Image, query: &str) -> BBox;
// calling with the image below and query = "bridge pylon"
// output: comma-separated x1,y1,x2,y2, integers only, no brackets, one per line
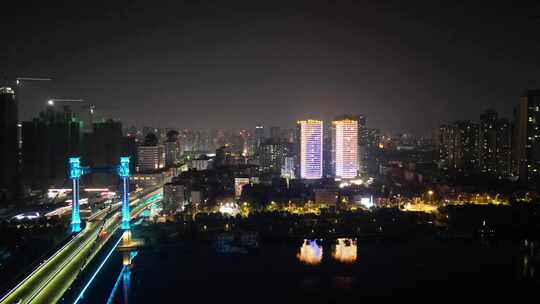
68,156,132,234
118,157,131,230
69,158,83,233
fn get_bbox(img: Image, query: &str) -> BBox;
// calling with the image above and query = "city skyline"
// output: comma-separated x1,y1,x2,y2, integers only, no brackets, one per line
2,1,540,133
3,2,540,302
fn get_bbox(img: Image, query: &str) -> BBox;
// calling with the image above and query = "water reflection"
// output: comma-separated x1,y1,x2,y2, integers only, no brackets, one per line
297,238,358,265
297,239,323,265
521,239,537,280
107,250,136,304
332,238,357,264
332,276,355,289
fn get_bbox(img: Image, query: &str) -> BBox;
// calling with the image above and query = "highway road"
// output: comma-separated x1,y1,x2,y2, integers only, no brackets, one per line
0,188,162,304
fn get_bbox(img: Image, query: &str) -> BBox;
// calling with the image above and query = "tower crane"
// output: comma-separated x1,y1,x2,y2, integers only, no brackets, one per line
15,77,52,85
1,75,52,88
47,98,84,106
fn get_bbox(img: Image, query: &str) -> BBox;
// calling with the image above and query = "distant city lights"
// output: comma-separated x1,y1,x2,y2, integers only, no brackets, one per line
13,212,40,220
66,198,89,205
219,202,240,216
355,196,374,209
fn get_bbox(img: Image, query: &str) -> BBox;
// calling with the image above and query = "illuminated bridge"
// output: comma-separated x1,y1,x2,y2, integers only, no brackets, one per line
0,157,163,304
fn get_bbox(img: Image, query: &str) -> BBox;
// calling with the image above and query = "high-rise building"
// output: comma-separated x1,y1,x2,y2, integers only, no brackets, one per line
356,115,368,175
254,125,265,155
495,118,512,177
137,133,165,172
332,118,359,179
138,145,165,172
445,121,479,171
259,139,291,174
281,156,295,179
297,120,323,179
270,126,281,141
479,110,498,173
164,141,178,167
21,119,48,190
435,125,453,169
164,130,180,167
362,127,381,175
163,182,187,214
281,128,296,144
0,87,18,200
85,119,123,186
478,110,512,176
122,135,138,173
323,123,333,177
512,90,540,181
22,101,83,190
239,129,251,156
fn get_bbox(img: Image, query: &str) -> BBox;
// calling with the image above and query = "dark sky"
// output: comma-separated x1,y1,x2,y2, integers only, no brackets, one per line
2,0,540,134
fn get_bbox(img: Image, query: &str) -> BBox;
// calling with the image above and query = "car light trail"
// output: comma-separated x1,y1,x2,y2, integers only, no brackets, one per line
0,187,162,304
0,233,78,303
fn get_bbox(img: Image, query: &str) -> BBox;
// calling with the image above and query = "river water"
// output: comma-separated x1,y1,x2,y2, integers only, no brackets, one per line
72,236,539,303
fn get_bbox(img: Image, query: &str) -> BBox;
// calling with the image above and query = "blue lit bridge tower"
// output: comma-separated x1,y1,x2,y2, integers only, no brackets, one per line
118,157,131,230
69,158,84,233
68,156,131,233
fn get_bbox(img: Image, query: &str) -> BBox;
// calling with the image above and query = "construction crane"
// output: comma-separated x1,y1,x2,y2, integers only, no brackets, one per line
47,98,84,106
15,77,52,85
1,76,52,88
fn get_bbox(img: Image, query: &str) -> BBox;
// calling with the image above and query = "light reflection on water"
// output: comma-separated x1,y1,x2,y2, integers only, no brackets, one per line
522,239,537,280
332,238,357,264
297,238,357,265
297,239,323,265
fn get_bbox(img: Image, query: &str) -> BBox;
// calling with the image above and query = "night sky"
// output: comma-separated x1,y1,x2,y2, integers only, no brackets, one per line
2,1,540,134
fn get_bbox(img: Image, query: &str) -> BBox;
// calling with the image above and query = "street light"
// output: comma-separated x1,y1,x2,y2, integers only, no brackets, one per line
427,190,434,203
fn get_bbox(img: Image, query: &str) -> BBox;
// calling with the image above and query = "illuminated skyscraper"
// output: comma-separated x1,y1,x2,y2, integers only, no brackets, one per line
332,118,358,178
297,120,323,179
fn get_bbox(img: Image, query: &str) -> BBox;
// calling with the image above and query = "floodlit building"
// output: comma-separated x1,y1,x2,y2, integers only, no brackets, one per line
332,118,359,179
297,120,323,179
